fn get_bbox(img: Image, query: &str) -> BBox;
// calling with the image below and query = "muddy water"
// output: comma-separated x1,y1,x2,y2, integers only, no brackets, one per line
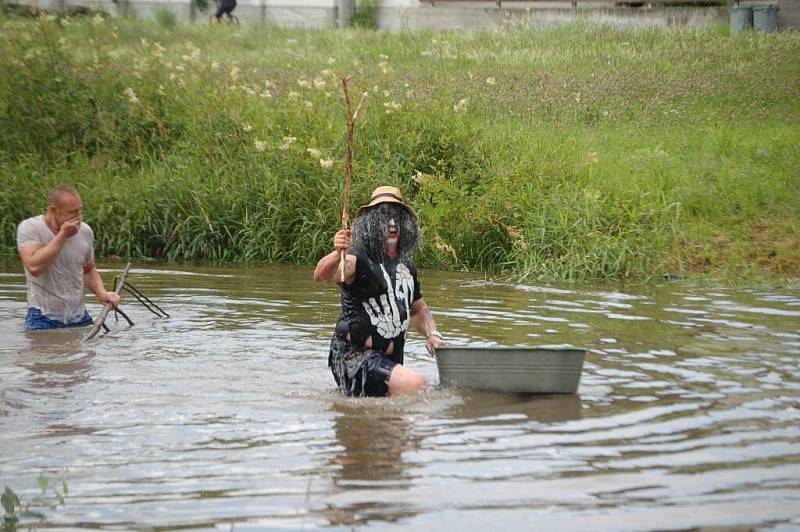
0,262,798,530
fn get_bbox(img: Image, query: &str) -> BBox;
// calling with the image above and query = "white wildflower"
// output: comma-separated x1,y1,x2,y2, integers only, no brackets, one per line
123,87,139,104
288,91,299,100
242,123,253,132
297,79,311,89
279,136,297,150
304,101,313,109
307,148,321,158
384,101,401,114
413,170,431,186
320,158,334,169
453,98,469,113
254,140,268,153
327,57,336,65
486,77,496,85
313,79,326,90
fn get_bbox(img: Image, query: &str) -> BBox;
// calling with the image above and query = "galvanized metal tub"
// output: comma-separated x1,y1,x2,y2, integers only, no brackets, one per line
435,346,585,394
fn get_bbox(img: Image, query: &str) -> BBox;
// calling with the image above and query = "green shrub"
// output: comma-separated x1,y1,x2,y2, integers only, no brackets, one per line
0,17,798,281
154,7,178,28
351,0,377,29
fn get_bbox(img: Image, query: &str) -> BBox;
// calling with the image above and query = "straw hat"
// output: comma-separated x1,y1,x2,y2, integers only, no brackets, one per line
355,186,416,219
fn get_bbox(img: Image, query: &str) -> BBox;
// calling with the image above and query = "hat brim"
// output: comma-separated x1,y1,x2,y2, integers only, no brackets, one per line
355,197,416,220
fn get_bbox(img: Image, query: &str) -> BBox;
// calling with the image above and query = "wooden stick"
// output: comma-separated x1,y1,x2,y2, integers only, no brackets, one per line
340,77,367,282
83,262,131,341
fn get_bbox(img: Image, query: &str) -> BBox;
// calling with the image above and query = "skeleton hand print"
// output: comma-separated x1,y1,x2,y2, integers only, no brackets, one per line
362,264,414,339
395,263,415,304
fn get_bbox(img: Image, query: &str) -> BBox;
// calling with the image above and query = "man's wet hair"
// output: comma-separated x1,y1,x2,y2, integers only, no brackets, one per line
49,185,80,208
351,203,420,265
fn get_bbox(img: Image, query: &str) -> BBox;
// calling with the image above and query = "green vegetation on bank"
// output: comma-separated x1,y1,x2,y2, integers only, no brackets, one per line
2,476,68,530
0,13,798,281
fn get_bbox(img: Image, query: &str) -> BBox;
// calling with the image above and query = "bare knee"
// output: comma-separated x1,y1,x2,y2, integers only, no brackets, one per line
407,373,427,392
388,366,427,396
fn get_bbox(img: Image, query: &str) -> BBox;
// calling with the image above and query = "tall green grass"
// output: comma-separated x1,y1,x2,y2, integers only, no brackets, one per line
1,14,798,281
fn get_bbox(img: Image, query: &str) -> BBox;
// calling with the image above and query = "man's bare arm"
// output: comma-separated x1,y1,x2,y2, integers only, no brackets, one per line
18,219,81,277
314,229,357,284
411,298,443,355
83,262,120,307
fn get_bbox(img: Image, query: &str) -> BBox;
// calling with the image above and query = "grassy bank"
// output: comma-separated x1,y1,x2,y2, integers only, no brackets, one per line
1,13,798,281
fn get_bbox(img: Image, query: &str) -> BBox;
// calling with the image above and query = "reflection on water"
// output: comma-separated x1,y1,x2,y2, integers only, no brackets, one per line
330,401,413,483
322,400,418,527
17,330,94,388
5,329,99,440
0,260,798,530
449,391,583,423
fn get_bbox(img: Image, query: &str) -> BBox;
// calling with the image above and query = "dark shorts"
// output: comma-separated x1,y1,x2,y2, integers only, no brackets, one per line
215,0,236,17
25,308,93,331
329,336,398,397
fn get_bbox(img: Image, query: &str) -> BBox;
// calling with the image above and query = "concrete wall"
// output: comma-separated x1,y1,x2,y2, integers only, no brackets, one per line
12,0,800,30
778,0,800,28
14,0,353,27
376,3,728,30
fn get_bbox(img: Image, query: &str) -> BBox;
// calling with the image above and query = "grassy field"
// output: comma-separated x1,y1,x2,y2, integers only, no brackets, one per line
1,12,798,282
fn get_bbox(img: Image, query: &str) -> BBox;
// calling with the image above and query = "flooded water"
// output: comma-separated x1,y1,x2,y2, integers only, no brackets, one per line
1,261,799,530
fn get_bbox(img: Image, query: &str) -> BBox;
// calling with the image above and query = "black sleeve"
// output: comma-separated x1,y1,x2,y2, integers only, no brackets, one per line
411,263,422,302
345,245,371,289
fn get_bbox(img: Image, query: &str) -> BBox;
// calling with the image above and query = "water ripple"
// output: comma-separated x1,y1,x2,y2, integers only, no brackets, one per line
0,263,798,529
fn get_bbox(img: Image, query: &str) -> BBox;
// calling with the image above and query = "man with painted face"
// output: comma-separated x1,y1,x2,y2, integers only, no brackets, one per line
314,186,444,397
17,185,121,330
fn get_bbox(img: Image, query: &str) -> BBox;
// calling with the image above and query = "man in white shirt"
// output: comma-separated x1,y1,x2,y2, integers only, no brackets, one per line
17,185,121,330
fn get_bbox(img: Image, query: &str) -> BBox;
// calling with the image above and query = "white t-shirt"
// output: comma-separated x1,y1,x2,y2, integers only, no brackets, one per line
17,215,95,324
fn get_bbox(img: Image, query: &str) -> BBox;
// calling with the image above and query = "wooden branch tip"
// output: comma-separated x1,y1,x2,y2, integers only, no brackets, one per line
352,92,368,122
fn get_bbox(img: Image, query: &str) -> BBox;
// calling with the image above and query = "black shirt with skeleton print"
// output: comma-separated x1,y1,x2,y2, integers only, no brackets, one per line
336,244,422,364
